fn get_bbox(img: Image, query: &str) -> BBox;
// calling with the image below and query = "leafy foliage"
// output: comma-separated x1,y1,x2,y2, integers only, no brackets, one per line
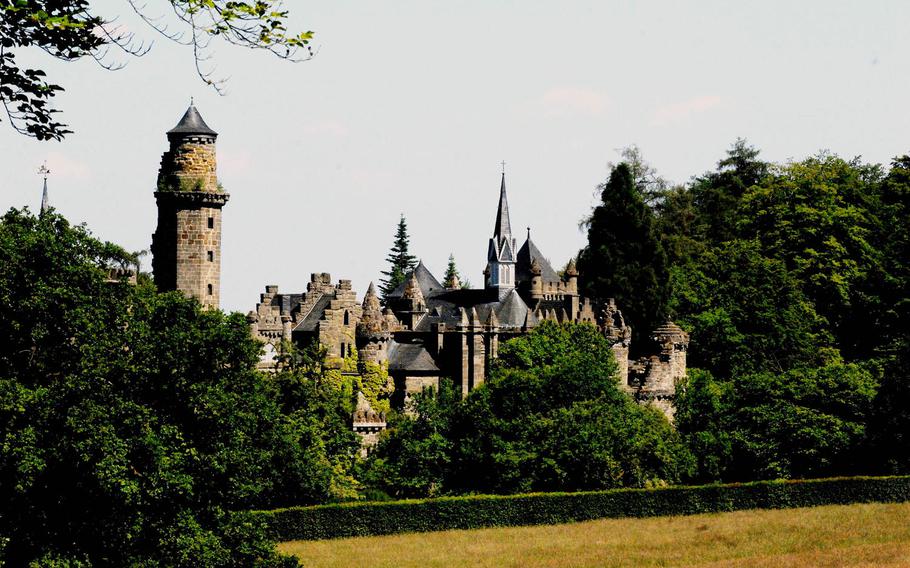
364,322,693,498
0,208,353,566
257,476,910,542
0,0,313,139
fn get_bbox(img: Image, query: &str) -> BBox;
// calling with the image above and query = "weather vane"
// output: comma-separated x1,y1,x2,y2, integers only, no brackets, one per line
38,161,51,180
501,160,506,174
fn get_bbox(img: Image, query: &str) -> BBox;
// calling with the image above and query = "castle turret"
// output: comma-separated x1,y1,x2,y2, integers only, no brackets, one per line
486,172,517,300
151,104,229,308
529,257,543,300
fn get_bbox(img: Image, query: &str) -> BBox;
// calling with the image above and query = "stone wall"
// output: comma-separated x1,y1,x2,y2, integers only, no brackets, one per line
152,131,227,309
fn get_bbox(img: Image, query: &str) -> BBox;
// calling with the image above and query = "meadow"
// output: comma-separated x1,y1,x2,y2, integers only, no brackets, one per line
278,502,910,567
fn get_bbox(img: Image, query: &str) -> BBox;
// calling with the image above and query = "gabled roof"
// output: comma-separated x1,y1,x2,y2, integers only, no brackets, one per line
388,260,445,299
516,237,560,284
168,105,218,137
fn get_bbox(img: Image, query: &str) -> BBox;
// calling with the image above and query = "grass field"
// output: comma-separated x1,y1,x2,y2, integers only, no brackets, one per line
278,501,910,567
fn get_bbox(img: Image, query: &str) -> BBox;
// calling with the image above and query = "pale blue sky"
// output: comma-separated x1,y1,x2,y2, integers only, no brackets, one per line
2,1,908,312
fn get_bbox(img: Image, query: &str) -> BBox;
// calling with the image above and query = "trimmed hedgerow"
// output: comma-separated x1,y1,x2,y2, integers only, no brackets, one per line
252,476,910,542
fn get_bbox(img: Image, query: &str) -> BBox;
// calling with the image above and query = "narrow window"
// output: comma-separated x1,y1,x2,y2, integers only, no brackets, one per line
207,284,213,296
340,343,346,357
207,217,214,229
343,310,350,325
207,250,214,262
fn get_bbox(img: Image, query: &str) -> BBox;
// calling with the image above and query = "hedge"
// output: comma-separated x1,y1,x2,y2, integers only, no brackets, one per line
251,475,910,542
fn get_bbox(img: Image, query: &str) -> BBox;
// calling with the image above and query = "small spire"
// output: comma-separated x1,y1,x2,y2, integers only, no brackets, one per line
38,162,51,214
493,170,512,238
565,258,578,277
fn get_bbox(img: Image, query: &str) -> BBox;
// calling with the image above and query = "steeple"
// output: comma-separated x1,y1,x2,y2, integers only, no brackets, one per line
40,177,49,214
493,172,511,239
38,162,50,215
486,169,517,297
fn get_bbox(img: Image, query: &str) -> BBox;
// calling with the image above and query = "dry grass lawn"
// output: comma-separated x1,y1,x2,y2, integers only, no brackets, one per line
278,502,910,567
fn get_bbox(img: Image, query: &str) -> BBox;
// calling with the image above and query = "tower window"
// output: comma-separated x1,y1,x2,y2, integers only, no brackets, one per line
207,284,213,296
343,310,350,325
207,217,214,229
207,250,214,262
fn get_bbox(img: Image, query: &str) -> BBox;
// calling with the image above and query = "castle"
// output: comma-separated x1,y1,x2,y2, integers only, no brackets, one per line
150,105,688,440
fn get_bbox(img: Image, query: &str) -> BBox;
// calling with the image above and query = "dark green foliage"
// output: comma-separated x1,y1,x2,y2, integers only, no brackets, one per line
689,139,770,245
677,364,879,481
0,208,342,566
443,253,462,289
737,155,885,358
670,240,832,378
364,322,693,498
255,476,910,542
379,214,417,303
360,380,459,499
578,164,671,346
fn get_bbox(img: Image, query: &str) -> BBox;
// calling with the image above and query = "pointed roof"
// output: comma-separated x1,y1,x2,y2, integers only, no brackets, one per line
362,282,380,311
167,105,218,137
516,237,560,284
389,260,444,299
40,177,49,214
493,172,512,238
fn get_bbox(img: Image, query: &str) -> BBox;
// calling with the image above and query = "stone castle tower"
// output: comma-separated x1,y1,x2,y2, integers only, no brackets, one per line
151,105,229,308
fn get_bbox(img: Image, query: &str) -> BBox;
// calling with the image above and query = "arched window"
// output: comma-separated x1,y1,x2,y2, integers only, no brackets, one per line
207,284,213,296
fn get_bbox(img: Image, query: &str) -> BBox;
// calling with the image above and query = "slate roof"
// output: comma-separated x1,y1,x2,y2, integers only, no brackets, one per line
493,173,511,238
411,288,536,331
293,294,332,332
168,105,218,137
388,260,445,299
388,342,440,372
516,237,560,285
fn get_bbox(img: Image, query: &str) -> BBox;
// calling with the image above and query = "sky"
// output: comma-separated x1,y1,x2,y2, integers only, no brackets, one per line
2,0,909,313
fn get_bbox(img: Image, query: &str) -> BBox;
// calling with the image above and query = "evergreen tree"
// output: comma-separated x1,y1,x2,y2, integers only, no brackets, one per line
379,214,417,302
577,163,670,347
443,253,462,289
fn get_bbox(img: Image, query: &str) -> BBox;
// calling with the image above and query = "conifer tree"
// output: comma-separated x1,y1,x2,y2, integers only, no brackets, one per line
443,254,462,289
578,163,670,347
380,214,417,302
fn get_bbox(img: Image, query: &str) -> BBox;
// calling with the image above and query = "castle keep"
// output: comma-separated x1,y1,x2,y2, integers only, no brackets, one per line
151,105,229,308
149,106,688,438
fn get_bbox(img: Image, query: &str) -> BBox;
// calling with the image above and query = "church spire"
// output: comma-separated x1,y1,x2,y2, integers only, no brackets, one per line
38,162,50,215
493,171,512,239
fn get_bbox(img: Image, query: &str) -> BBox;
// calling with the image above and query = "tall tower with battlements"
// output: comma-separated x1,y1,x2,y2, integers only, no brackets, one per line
151,104,229,308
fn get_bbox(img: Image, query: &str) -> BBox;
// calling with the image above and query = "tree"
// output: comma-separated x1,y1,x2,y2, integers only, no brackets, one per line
1,0,313,140
0,208,343,566
379,214,417,303
737,154,885,358
449,321,693,493
689,139,769,244
443,253,462,289
669,240,833,379
577,163,671,346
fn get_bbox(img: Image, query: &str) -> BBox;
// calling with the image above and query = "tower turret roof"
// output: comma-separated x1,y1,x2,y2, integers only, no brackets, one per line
167,104,218,137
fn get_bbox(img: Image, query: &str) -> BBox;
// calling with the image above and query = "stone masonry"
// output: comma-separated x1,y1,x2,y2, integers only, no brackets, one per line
151,105,228,309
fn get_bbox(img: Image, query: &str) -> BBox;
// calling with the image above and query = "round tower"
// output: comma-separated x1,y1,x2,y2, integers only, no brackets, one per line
150,104,229,309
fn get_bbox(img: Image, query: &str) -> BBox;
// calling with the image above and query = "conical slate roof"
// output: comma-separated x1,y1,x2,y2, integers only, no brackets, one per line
167,105,218,137
389,260,444,299
516,237,559,284
493,172,511,238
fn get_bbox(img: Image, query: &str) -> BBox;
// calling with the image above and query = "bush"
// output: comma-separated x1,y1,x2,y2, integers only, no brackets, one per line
254,475,910,542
